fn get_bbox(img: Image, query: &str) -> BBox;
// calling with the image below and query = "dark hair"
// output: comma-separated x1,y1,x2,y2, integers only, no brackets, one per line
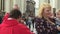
9,9,22,19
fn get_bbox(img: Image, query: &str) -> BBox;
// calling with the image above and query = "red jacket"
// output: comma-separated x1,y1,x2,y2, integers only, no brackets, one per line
0,13,34,34
3,13,10,21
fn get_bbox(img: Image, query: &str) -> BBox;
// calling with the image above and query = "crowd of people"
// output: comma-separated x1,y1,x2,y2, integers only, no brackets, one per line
0,3,60,34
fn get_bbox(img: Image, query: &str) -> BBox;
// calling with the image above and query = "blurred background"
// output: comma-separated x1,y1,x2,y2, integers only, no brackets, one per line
0,0,59,16
0,0,60,34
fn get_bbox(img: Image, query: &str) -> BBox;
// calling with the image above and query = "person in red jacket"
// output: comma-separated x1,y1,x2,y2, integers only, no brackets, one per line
0,9,34,34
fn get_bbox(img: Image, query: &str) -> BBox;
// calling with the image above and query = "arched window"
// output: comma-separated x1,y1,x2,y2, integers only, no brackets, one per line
34,0,39,16
34,0,39,8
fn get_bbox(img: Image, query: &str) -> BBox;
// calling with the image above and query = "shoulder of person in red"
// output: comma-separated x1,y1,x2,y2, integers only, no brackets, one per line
0,13,34,34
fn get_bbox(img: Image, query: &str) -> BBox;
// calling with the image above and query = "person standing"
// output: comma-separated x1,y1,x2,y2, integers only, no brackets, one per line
56,10,60,34
0,9,34,34
35,3,59,34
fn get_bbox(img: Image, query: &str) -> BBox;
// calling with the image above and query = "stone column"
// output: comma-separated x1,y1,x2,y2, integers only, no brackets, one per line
56,0,60,10
4,0,10,12
20,0,26,13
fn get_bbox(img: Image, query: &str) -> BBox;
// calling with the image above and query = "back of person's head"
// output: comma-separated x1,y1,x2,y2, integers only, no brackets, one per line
9,9,22,19
13,4,19,10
